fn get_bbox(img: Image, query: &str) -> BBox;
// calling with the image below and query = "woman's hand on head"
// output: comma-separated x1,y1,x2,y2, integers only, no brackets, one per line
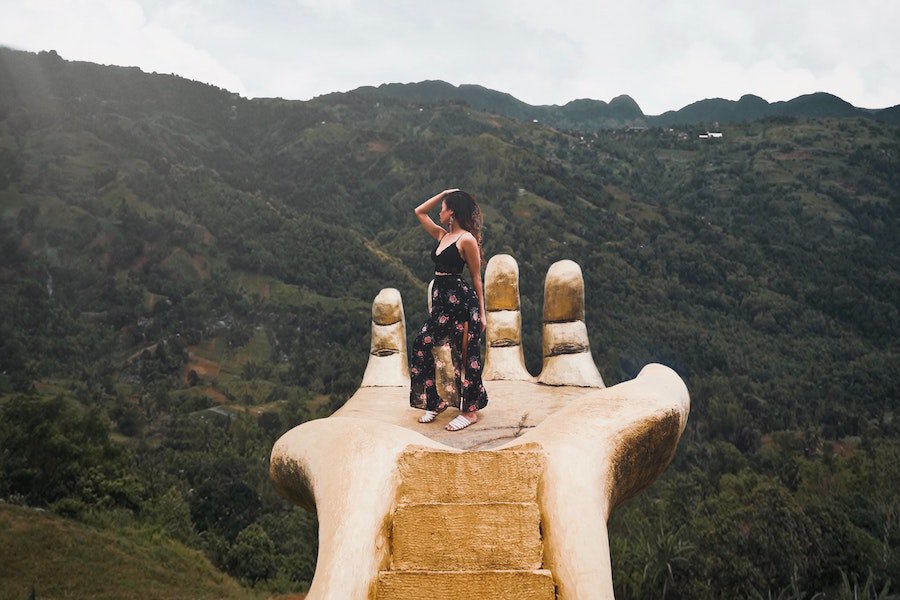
442,188,459,195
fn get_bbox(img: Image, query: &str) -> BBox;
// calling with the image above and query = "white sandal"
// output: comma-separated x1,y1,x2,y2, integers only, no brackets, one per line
418,410,439,423
445,414,476,431
418,402,448,423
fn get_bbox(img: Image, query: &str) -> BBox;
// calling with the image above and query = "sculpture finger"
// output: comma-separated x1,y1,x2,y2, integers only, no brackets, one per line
361,288,409,387
483,254,533,381
537,260,604,387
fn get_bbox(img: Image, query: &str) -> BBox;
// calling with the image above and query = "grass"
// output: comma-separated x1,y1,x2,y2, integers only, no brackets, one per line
230,272,336,308
232,272,276,301
0,503,266,600
182,330,301,406
512,189,563,220
160,247,207,281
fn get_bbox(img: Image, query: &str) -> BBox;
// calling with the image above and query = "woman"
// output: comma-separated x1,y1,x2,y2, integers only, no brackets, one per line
409,188,488,431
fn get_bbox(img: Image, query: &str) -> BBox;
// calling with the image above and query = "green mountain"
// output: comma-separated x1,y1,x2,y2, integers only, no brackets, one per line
346,80,899,129
348,80,647,130
0,47,898,598
654,93,773,125
654,91,893,126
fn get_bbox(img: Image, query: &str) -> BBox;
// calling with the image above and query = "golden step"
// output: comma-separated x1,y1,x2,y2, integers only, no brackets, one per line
397,445,544,504
391,502,542,571
377,569,555,600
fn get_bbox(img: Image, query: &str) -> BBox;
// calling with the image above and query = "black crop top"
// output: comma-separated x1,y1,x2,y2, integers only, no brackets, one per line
431,235,466,274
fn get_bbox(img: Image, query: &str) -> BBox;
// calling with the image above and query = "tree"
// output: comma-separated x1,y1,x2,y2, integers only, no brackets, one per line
226,524,276,584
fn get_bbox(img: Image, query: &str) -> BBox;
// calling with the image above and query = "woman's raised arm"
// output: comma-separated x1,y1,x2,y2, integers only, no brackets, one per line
414,189,457,241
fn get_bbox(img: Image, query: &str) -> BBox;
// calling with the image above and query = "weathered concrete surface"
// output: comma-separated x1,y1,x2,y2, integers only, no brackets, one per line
499,363,689,600
376,570,555,600
537,260,604,387
483,255,532,381
270,418,445,600
334,381,587,450
484,254,522,311
542,260,585,322
392,502,543,570
361,288,410,387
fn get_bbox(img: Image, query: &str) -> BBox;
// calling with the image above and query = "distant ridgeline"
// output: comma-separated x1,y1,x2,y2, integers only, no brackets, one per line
3,47,898,132
343,80,900,131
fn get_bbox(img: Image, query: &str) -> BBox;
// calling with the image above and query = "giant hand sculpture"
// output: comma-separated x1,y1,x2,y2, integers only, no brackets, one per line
270,255,690,600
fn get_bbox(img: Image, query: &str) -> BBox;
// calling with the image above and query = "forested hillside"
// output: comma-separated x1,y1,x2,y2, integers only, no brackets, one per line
1,48,898,598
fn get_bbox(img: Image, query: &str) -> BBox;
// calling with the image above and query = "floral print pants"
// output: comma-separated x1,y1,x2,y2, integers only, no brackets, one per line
409,274,488,413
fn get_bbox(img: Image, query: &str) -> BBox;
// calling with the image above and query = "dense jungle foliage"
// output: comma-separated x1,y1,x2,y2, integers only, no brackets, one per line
1,48,898,598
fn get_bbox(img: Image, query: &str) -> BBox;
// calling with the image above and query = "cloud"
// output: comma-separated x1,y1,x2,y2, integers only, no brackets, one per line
1,0,247,95
1,0,897,112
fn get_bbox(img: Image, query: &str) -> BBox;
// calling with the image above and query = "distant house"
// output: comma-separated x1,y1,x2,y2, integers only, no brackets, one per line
192,405,239,422
698,131,723,139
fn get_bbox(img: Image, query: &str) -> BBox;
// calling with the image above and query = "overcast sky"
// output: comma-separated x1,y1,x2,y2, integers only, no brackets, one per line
2,0,898,114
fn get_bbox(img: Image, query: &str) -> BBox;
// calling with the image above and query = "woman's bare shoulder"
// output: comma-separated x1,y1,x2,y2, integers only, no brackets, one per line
457,231,478,259
458,231,477,244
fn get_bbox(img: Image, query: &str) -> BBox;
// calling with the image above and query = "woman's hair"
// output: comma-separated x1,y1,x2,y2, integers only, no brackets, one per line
446,190,483,258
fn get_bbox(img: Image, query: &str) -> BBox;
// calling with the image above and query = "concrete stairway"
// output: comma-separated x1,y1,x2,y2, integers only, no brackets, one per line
376,445,556,599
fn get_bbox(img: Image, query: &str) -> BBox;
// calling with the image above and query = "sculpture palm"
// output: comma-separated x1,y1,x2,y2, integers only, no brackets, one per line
270,254,690,599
